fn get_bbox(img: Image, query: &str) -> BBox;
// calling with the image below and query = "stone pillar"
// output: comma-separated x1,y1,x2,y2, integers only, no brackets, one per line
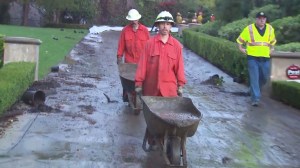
3,37,42,81
177,24,189,37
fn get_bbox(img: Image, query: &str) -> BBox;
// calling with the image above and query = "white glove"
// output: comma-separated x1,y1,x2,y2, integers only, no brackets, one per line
177,86,183,97
135,86,142,94
117,57,122,64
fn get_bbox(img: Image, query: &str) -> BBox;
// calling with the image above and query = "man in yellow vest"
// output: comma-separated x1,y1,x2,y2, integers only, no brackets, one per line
237,12,276,106
197,11,203,24
176,12,183,24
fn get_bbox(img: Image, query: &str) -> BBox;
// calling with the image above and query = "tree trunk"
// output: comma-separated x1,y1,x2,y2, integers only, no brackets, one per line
126,0,134,9
52,10,60,24
99,0,109,24
21,2,29,26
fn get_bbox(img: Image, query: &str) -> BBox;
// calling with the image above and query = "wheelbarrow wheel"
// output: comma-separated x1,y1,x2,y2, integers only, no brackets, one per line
167,136,181,165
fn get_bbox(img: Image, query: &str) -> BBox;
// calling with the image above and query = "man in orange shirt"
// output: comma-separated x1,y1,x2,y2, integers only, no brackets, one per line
135,11,186,149
117,9,150,102
117,9,150,64
135,11,186,98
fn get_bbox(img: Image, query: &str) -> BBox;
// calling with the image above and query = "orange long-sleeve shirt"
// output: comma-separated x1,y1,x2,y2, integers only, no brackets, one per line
135,34,186,97
117,23,150,63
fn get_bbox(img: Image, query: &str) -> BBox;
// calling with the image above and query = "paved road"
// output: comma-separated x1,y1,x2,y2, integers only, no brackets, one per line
0,30,299,168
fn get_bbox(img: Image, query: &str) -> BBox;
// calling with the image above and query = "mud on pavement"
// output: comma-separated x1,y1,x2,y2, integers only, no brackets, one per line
0,30,157,168
0,30,300,168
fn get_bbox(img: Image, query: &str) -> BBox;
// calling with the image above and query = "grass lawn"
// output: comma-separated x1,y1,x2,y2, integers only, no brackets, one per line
0,24,87,79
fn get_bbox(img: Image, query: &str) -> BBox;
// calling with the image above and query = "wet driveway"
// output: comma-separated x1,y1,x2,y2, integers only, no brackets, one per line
0,30,299,168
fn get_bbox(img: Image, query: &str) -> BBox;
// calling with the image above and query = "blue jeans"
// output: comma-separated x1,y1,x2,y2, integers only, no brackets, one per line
247,56,270,102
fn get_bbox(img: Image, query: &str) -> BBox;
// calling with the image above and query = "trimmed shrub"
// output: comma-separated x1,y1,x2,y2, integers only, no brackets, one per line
276,42,300,52
183,29,248,82
271,14,300,44
248,4,282,22
193,20,224,37
272,81,300,109
218,18,253,42
0,62,35,114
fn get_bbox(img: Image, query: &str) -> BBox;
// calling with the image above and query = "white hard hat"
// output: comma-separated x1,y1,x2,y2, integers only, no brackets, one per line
126,9,141,21
155,11,174,24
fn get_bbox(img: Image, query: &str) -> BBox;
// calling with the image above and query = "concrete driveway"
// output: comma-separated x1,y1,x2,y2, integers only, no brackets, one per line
0,30,299,168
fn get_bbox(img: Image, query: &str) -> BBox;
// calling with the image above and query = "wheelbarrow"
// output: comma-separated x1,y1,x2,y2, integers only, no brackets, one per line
141,96,202,168
118,63,142,115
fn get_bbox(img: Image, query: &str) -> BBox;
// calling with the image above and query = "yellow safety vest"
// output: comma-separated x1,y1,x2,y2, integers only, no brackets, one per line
197,15,203,24
237,23,276,57
176,16,182,24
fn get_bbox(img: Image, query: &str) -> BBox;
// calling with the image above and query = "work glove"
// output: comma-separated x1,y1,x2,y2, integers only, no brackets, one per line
117,57,122,64
177,86,183,97
135,86,142,94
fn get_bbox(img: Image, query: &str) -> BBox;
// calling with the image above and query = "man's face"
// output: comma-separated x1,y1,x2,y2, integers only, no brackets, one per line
158,22,172,35
256,17,266,27
131,20,139,26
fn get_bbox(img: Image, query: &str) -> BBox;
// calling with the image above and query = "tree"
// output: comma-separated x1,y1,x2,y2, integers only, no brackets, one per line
215,0,243,23
35,0,66,23
170,0,216,23
72,0,97,23
21,0,30,26
36,0,97,24
0,0,10,24
263,0,300,17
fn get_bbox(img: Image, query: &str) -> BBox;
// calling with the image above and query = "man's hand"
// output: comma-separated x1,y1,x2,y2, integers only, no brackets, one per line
177,86,183,97
270,47,275,54
135,86,142,94
241,48,247,54
117,57,122,64
238,44,247,54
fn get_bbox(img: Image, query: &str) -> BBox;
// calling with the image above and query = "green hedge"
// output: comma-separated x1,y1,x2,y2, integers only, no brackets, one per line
0,62,35,114
218,18,253,42
183,29,248,82
192,20,224,37
248,4,282,22
271,81,300,109
275,42,300,52
197,13,300,49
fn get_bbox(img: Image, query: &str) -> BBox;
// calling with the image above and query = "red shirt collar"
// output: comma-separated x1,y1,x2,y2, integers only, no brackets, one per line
154,33,174,46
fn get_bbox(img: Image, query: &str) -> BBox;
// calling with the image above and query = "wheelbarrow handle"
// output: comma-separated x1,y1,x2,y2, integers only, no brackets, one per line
127,92,143,111
142,128,151,152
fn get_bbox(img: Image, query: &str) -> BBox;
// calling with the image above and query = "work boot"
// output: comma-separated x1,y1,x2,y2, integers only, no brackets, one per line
122,90,129,102
148,137,159,151
251,100,259,107
149,144,159,151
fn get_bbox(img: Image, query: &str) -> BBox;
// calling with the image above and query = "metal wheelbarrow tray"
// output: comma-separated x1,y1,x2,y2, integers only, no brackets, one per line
118,63,137,92
141,96,202,167
141,96,201,138
118,63,141,114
